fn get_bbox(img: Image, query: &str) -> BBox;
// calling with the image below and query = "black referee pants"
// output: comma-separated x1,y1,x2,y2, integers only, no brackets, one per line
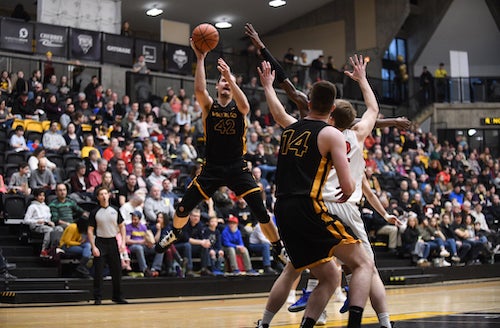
93,237,123,300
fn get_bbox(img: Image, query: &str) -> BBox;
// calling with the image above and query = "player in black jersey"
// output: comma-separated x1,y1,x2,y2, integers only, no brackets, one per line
258,61,374,328
155,38,286,265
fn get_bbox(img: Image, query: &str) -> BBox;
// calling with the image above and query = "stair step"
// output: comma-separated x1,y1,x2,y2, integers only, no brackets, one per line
0,235,21,245
1,245,37,256
3,256,42,267
0,289,91,304
10,266,59,278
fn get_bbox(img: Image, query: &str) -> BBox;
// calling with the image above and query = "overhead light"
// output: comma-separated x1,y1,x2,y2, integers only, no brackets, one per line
146,7,163,17
269,0,287,8
215,21,232,29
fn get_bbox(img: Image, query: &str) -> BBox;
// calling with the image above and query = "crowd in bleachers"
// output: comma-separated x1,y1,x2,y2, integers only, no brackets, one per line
0,56,499,280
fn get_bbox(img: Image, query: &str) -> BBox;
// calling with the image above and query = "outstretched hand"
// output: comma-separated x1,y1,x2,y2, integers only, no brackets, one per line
344,54,367,82
393,117,411,131
217,58,232,80
257,61,275,88
244,23,265,50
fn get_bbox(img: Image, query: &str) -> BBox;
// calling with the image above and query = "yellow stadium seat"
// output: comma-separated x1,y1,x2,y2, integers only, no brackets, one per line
81,124,92,132
25,120,44,133
12,119,25,130
42,120,51,131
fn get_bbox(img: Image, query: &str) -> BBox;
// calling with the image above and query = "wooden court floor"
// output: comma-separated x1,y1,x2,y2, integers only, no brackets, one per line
0,279,499,328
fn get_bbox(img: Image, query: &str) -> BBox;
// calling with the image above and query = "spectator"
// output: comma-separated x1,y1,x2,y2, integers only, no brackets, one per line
221,215,258,275
120,194,145,225
202,216,224,274
183,208,213,276
63,122,83,156
121,20,133,37
28,147,57,173
29,158,56,194
9,125,29,152
49,183,86,230
132,55,150,74
248,223,277,275
81,134,101,159
59,218,91,278
402,213,430,266
419,217,452,266
42,121,68,153
126,211,163,277
434,62,448,102
69,162,94,203
7,162,31,195
88,158,108,189
143,185,175,225
23,189,54,257
146,163,166,190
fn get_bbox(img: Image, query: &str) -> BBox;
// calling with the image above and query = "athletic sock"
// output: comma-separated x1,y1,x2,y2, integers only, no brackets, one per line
347,305,364,328
378,312,391,328
262,309,275,325
306,278,318,292
299,317,316,328
345,273,352,285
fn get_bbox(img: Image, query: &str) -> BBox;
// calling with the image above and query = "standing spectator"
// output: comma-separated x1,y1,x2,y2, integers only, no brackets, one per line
434,62,448,102
221,215,258,275
132,55,150,74
88,187,128,305
23,189,54,257
419,66,434,105
282,48,296,77
309,55,325,82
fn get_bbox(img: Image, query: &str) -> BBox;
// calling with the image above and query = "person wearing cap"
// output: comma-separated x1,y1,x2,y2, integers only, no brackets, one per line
125,210,163,277
221,215,259,275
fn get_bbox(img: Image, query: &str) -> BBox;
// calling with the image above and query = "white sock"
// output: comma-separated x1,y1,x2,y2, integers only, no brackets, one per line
306,278,319,292
262,309,276,325
345,273,352,286
288,289,296,299
378,312,391,328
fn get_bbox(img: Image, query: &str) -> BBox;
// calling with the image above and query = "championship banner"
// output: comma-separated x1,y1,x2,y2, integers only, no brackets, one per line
70,28,101,61
165,43,192,75
0,18,33,53
102,33,133,66
35,23,68,57
134,39,164,71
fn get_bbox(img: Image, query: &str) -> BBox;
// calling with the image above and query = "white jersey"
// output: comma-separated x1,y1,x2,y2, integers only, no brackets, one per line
322,129,365,203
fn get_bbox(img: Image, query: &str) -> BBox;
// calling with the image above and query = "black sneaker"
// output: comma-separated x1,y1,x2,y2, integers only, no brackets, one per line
255,319,269,328
155,230,177,253
94,299,102,305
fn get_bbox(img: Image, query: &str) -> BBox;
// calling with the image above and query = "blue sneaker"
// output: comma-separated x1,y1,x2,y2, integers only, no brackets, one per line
339,286,349,313
288,288,310,312
212,270,224,276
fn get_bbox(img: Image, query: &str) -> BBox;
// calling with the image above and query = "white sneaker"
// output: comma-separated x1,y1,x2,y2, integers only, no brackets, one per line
316,310,327,326
333,287,346,302
286,294,296,304
440,249,450,257
441,259,451,267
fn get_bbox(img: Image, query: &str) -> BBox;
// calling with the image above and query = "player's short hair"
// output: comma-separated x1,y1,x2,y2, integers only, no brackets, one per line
309,81,337,115
331,99,356,129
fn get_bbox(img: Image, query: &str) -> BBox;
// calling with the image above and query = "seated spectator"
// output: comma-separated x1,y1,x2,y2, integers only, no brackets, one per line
59,218,91,278
132,163,148,194
202,216,224,275
102,138,119,161
419,217,451,266
428,215,461,264
146,163,166,190
362,202,400,255
120,194,145,225
126,211,163,277
143,185,175,226
80,134,101,159
49,183,86,230
440,213,471,263
28,147,57,172
151,212,184,277
161,178,179,207
7,162,31,195
69,162,94,203
23,189,54,257
221,215,258,275
111,158,129,190
9,125,29,152
451,214,487,265
42,121,68,154
118,174,139,206
183,208,213,276
248,223,277,275
84,149,99,176
95,171,118,206
63,122,83,156
29,158,56,194
402,213,430,266
88,158,108,189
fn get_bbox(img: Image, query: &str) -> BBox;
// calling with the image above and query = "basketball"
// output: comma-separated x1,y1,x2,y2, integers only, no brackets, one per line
191,23,219,53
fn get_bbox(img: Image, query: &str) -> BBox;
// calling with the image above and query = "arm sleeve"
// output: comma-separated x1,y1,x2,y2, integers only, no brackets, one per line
260,48,287,84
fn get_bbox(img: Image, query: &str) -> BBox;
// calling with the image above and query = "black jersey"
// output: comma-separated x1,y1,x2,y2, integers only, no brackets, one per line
204,99,247,164
276,119,332,203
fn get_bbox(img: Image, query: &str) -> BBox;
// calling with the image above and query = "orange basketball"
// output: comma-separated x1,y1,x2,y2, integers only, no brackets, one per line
191,23,219,53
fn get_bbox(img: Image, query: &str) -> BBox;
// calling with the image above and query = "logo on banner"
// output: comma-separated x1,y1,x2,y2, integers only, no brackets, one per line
39,33,64,48
173,49,188,69
142,45,156,63
19,28,28,39
78,34,93,54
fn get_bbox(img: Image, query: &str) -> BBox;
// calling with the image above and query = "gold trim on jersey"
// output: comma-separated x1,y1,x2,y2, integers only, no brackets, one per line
310,157,331,214
192,178,210,200
242,113,248,156
238,186,261,199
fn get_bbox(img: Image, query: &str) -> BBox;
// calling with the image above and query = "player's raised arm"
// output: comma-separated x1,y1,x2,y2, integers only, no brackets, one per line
191,38,213,114
217,58,250,116
258,61,297,128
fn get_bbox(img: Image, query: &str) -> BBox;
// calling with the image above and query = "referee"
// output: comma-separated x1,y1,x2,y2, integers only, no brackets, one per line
88,186,128,305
